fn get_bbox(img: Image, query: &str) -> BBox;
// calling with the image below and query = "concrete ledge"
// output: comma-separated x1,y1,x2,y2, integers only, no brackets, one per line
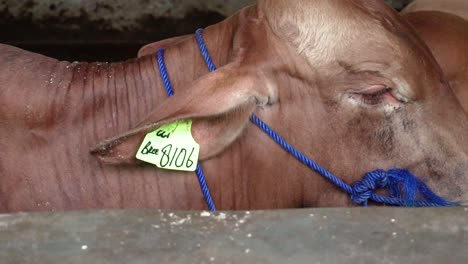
0,208,466,263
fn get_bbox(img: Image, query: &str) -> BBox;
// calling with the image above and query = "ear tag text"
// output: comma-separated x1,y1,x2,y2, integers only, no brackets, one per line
136,120,200,172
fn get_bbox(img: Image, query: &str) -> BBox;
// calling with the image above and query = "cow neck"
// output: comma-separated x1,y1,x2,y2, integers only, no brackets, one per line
161,28,455,208
54,58,166,139
56,28,233,144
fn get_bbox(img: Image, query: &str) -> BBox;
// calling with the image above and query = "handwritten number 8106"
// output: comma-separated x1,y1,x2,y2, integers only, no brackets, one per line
160,144,196,168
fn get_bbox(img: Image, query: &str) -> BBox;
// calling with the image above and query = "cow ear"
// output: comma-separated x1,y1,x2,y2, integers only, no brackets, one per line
138,35,191,57
91,65,276,165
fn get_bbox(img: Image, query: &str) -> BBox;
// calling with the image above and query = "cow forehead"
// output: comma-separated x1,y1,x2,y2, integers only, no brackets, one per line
252,0,447,99
260,0,394,36
260,0,407,59
260,1,442,73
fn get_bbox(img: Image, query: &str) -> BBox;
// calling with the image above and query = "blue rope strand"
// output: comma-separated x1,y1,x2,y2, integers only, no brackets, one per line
194,28,454,208
196,29,217,72
195,165,216,211
156,48,216,211
249,115,353,195
156,49,174,97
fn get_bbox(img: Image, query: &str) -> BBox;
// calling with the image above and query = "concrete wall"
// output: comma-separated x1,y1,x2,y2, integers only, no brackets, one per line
1,208,466,263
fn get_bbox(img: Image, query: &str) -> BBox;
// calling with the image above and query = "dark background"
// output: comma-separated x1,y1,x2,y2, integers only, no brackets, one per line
0,0,413,62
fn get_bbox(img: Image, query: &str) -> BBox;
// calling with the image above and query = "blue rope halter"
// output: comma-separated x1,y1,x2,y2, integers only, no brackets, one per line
157,48,216,212
156,28,455,210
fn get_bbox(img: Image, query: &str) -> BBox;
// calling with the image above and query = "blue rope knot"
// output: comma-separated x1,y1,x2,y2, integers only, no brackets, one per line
352,169,456,207
352,170,388,206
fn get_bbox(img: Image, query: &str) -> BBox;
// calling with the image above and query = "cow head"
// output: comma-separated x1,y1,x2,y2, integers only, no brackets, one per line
93,0,468,205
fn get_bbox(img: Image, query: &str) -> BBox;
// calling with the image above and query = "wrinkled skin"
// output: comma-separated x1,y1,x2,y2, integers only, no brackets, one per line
402,0,468,112
0,0,467,213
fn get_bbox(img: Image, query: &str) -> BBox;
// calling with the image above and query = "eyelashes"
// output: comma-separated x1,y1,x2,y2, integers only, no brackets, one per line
357,87,392,105
348,85,402,106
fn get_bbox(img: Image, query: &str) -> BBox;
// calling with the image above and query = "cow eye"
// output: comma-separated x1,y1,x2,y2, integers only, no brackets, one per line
350,86,395,106
358,87,391,105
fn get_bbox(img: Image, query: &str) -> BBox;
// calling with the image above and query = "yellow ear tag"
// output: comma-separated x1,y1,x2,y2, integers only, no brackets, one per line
136,120,200,172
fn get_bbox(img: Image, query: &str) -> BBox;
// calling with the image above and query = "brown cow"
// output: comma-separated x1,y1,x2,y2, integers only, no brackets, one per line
0,0,467,213
402,0,468,112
